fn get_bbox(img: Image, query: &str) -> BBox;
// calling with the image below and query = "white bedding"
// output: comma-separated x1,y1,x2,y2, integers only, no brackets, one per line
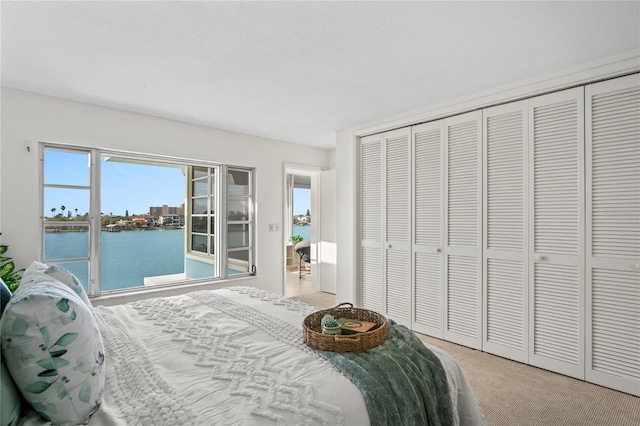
20,287,486,425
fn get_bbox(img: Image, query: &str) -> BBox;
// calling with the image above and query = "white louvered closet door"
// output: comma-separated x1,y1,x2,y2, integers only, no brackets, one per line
413,121,445,337
482,101,529,363
384,128,412,327
444,111,483,349
586,74,640,396
359,134,384,314
528,87,585,379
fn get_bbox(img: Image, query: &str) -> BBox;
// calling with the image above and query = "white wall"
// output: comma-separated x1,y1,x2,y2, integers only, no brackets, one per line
319,167,336,293
335,130,357,304
0,88,331,296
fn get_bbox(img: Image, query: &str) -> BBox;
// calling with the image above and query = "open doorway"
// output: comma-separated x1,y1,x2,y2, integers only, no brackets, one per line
283,165,320,297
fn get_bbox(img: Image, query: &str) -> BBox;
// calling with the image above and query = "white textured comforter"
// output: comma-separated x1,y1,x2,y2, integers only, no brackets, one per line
21,287,486,425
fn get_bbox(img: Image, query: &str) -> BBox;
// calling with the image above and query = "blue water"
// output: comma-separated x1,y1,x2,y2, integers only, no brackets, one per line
45,225,310,293
292,225,311,241
45,229,184,292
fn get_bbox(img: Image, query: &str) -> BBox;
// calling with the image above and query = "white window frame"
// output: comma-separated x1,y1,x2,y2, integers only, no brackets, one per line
39,142,256,296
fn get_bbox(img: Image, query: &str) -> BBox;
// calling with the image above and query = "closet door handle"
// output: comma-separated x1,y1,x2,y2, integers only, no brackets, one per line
433,248,441,253
535,255,543,262
634,262,640,270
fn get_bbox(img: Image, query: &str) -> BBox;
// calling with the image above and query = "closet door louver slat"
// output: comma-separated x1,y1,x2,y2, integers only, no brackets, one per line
386,249,411,324
529,87,584,380
414,252,442,332
360,137,382,242
384,128,412,326
586,74,640,396
413,121,444,337
486,259,525,350
534,263,580,364
447,256,480,338
361,247,384,314
444,111,482,349
386,134,410,243
359,134,384,312
483,102,528,362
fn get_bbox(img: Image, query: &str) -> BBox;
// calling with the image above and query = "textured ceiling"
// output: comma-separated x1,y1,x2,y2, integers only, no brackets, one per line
2,1,639,149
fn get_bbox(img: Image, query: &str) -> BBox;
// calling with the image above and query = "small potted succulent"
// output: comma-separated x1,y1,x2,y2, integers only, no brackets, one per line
321,314,342,335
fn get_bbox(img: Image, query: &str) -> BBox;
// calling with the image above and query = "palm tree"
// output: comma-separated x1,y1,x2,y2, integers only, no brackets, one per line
51,207,56,217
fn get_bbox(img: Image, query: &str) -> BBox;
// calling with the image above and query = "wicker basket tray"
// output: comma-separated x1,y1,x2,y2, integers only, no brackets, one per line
303,303,387,353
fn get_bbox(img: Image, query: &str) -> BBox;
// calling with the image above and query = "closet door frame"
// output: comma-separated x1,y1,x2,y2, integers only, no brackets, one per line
527,87,585,380
443,110,483,349
482,100,530,363
585,74,640,396
358,133,385,313
412,120,445,338
382,127,413,327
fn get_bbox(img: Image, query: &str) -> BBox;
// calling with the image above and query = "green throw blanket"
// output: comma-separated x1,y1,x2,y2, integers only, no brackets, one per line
319,320,454,426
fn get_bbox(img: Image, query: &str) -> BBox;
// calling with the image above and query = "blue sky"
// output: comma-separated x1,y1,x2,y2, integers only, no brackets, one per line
293,188,311,216
45,150,310,217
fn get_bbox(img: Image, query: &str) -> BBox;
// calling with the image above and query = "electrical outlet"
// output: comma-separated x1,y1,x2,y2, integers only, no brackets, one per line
268,223,274,232
275,223,279,232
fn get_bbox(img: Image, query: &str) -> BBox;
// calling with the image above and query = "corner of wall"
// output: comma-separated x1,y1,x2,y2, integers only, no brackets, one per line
335,128,357,304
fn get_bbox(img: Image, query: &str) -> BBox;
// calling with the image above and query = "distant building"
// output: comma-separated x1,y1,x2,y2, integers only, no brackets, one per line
135,214,158,226
149,204,184,216
159,214,182,227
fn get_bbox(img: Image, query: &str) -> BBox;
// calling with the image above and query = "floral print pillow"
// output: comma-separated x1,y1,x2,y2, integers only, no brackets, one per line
25,261,92,308
0,263,105,425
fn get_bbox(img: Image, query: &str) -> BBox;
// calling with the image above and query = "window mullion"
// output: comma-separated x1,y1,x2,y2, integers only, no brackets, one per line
219,165,227,279
89,148,101,296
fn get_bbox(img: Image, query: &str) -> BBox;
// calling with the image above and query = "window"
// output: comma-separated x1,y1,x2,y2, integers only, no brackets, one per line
227,169,254,275
189,166,217,256
41,143,256,296
42,148,92,290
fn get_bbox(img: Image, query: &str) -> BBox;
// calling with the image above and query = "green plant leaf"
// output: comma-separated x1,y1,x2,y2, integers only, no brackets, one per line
24,381,53,394
58,388,68,400
54,332,78,347
0,245,7,255
56,298,70,313
11,317,29,335
37,357,70,370
78,381,91,403
38,369,58,377
0,261,15,278
50,349,67,358
70,311,76,321
7,280,19,293
39,325,50,346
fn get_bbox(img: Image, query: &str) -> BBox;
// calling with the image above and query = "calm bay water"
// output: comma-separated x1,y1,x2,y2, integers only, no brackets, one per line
45,229,185,292
45,225,310,292
292,225,310,241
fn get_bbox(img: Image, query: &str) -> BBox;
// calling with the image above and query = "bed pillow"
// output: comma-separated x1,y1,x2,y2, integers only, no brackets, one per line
0,266,105,425
23,262,92,308
0,278,22,426
1,354,22,426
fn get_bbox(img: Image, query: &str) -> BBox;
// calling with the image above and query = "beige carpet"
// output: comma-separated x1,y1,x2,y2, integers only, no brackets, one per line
290,291,640,425
289,291,336,309
418,335,640,426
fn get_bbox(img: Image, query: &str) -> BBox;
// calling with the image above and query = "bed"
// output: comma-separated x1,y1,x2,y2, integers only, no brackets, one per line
1,263,486,426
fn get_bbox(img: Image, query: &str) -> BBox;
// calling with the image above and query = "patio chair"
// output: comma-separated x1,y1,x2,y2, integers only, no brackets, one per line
294,240,311,278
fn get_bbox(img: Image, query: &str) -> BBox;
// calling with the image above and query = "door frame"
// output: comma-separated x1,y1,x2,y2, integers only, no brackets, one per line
283,163,322,293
